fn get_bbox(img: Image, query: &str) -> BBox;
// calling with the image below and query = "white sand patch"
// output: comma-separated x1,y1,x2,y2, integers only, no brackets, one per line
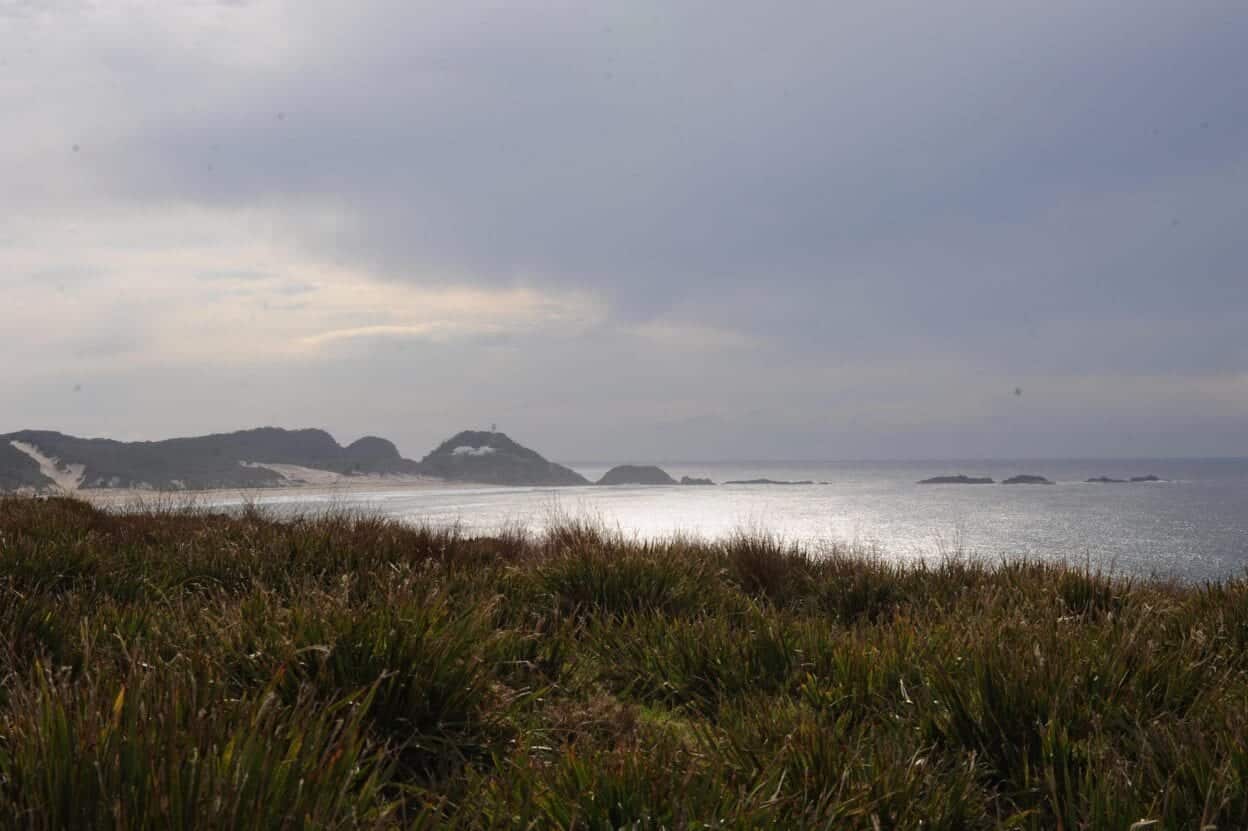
9,440,86,491
240,462,449,487
241,461,355,485
452,445,496,456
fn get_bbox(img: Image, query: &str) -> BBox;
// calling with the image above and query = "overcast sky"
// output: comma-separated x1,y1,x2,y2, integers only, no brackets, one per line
2,0,1246,461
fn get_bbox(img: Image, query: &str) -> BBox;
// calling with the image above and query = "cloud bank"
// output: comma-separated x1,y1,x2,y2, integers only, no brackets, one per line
2,0,1245,459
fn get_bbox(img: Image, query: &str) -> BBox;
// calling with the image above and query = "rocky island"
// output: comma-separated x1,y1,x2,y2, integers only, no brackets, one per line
1002,475,1055,485
596,465,678,486
918,475,995,485
680,476,715,486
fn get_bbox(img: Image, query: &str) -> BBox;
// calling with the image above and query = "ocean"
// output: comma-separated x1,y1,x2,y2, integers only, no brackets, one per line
196,458,1248,582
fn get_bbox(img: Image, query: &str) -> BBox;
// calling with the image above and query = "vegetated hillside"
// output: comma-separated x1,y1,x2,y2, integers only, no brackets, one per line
597,464,677,485
0,495,1244,828
0,427,421,490
0,442,51,490
418,430,589,486
0,427,586,491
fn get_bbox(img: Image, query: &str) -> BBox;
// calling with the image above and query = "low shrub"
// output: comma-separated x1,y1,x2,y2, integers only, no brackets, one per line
0,496,1245,828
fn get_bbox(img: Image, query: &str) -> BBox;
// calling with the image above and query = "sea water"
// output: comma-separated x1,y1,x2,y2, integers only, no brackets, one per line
197,458,1248,581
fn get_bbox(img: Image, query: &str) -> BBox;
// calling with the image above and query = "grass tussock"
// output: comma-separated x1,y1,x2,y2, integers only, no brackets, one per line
0,495,1246,828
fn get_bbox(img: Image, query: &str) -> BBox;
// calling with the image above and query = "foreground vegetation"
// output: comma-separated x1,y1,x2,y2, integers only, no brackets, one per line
0,497,1245,829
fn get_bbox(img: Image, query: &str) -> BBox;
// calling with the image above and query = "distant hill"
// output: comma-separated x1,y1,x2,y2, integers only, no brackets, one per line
417,431,589,486
0,427,595,491
0,427,422,491
597,465,677,486
0,441,53,490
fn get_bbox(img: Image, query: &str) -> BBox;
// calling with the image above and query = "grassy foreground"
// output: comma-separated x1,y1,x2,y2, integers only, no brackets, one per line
0,498,1246,829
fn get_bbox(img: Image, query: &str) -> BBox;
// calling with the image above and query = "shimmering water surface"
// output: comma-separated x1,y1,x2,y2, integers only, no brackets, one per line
200,459,1248,581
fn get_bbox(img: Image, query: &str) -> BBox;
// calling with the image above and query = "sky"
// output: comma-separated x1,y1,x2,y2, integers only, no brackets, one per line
2,0,1246,461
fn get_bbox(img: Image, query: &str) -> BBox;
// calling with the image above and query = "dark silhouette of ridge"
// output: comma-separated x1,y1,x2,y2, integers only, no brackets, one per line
0,427,599,491
417,431,589,486
0,427,420,490
596,465,677,486
1002,474,1055,485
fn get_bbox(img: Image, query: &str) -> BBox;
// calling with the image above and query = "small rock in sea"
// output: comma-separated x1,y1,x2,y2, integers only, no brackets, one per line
1002,475,1055,485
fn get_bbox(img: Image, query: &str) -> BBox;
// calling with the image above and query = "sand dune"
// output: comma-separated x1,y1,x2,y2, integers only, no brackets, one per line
241,461,385,486
9,440,85,491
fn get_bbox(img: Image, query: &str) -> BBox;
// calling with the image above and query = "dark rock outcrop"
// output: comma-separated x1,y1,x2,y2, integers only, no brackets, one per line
680,476,715,486
1002,475,1055,485
1130,475,1162,483
417,431,588,486
724,478,815,485
1087,476,1126,483
918,475,994,485
596,465,677,486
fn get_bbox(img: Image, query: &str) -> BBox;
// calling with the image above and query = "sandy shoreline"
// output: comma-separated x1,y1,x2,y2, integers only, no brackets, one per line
76,476,485,508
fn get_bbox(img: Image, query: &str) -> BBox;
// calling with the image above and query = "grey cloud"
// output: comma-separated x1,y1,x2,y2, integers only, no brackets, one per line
196,269,273,282
29,265,107,286
89,3,1246,331
68,331,147,360
2,0,1246,457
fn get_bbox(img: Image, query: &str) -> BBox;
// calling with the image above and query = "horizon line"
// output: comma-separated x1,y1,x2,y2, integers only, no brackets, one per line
563,455,1248,466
